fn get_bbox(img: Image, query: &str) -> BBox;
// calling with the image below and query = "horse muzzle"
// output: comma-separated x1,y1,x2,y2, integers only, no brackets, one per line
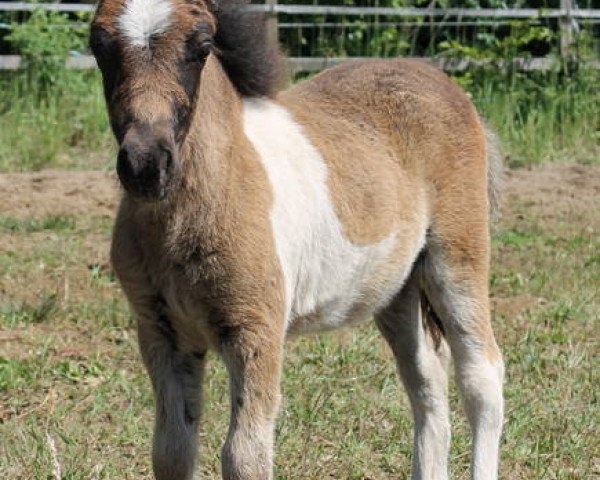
116,124,178,201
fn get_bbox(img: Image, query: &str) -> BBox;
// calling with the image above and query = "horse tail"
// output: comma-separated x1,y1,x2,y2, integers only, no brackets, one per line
484,123,503,222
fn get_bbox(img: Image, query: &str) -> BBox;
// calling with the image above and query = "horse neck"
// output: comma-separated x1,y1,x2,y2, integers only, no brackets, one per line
146,55,242,254
177,54,242,204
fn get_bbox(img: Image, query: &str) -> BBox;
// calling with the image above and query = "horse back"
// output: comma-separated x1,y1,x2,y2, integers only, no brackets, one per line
276,58,488,245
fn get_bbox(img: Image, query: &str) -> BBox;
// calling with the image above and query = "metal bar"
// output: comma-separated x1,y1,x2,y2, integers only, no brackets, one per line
279,20,534,28
2,3,600,19
560,0,575,57
0,55,97,69
0,22,89,30
249,5,600,19
0,55,21,70
1,20,523,30
0,2,95,12
4,55,597,73
66,55,97,69
266,0,279,48
287,56,600,73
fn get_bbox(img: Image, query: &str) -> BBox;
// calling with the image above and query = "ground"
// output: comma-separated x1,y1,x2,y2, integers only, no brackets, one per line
0,163,599,479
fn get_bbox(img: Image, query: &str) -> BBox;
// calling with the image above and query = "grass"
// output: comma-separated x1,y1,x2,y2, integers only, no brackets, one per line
0,216,76,233
0,70,114,172
472,72,600,168
0,294,58,329
1,63,599,172
0,165,599,479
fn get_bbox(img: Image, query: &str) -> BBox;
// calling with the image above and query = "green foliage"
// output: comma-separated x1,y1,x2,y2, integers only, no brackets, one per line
0,10,112,171
438,25,600,166
6,8,90,102
0,68,112,171
440,21,554,61
473,65,600,166
0,2,599,170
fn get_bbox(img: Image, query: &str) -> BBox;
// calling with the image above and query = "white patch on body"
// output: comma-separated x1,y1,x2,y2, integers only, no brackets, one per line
243,98,418,334
119,0,173,48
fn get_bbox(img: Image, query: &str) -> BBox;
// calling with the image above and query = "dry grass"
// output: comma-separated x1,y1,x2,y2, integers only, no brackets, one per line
0,162,599,479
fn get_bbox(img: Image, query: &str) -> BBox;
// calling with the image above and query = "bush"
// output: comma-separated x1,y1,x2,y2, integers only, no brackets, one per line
0,8,112,171
440,24,600,165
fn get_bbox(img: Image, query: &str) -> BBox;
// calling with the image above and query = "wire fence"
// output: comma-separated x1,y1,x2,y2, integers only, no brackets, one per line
1,2,600,72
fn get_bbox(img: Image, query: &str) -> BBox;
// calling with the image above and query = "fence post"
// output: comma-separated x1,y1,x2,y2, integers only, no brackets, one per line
266,0,279,47
560,0,574,58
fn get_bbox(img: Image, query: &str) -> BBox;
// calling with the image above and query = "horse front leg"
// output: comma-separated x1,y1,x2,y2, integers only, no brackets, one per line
218,315,284,480
137,305,207,480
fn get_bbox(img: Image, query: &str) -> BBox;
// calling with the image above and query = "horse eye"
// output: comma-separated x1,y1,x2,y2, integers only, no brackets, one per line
186,25,214,63
185,40,212,63
198,41,213,57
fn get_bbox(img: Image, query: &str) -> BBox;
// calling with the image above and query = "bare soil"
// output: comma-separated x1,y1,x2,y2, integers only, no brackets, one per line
503,162,600,225
0,170,119,219
2,162,599,220
2,162,598,320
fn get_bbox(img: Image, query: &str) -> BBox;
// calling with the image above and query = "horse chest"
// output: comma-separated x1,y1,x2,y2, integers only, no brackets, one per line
143,256,214,351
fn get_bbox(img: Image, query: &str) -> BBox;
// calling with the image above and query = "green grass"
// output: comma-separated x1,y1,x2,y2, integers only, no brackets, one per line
469,67,600,167
0,166,598,479
0,70,114,172
0,216,76,233
1,64,599,172
0,294,58,329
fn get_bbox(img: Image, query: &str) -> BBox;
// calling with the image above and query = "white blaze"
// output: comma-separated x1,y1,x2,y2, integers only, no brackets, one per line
119,0,174,48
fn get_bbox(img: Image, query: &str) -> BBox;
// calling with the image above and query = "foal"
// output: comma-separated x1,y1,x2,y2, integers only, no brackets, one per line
90,1,504,479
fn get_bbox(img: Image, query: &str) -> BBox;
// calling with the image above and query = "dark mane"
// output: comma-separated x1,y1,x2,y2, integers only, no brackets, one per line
213,0,285,97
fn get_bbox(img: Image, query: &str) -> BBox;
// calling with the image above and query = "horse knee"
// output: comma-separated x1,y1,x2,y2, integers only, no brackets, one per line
222,430,274,480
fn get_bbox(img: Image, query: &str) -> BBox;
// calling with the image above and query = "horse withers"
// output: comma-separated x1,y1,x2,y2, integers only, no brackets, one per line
90,1,504,479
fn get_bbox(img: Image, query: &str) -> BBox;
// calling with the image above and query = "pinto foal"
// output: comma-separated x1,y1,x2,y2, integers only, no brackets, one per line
91,1,504,478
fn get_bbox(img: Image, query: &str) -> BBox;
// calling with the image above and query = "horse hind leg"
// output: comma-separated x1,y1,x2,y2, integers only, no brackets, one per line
376,269,451,480
421,231,504,480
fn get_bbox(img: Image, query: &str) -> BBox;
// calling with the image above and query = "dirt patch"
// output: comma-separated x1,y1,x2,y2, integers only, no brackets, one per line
492,294,541,318
1,162,598,221
0,170,120,219
502,162,600,223
0,162,598,316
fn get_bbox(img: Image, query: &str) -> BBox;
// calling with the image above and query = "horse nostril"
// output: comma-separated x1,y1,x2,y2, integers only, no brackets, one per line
116,138,175,199
117,147,131,178
159,145,174,172
117,148,128,166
